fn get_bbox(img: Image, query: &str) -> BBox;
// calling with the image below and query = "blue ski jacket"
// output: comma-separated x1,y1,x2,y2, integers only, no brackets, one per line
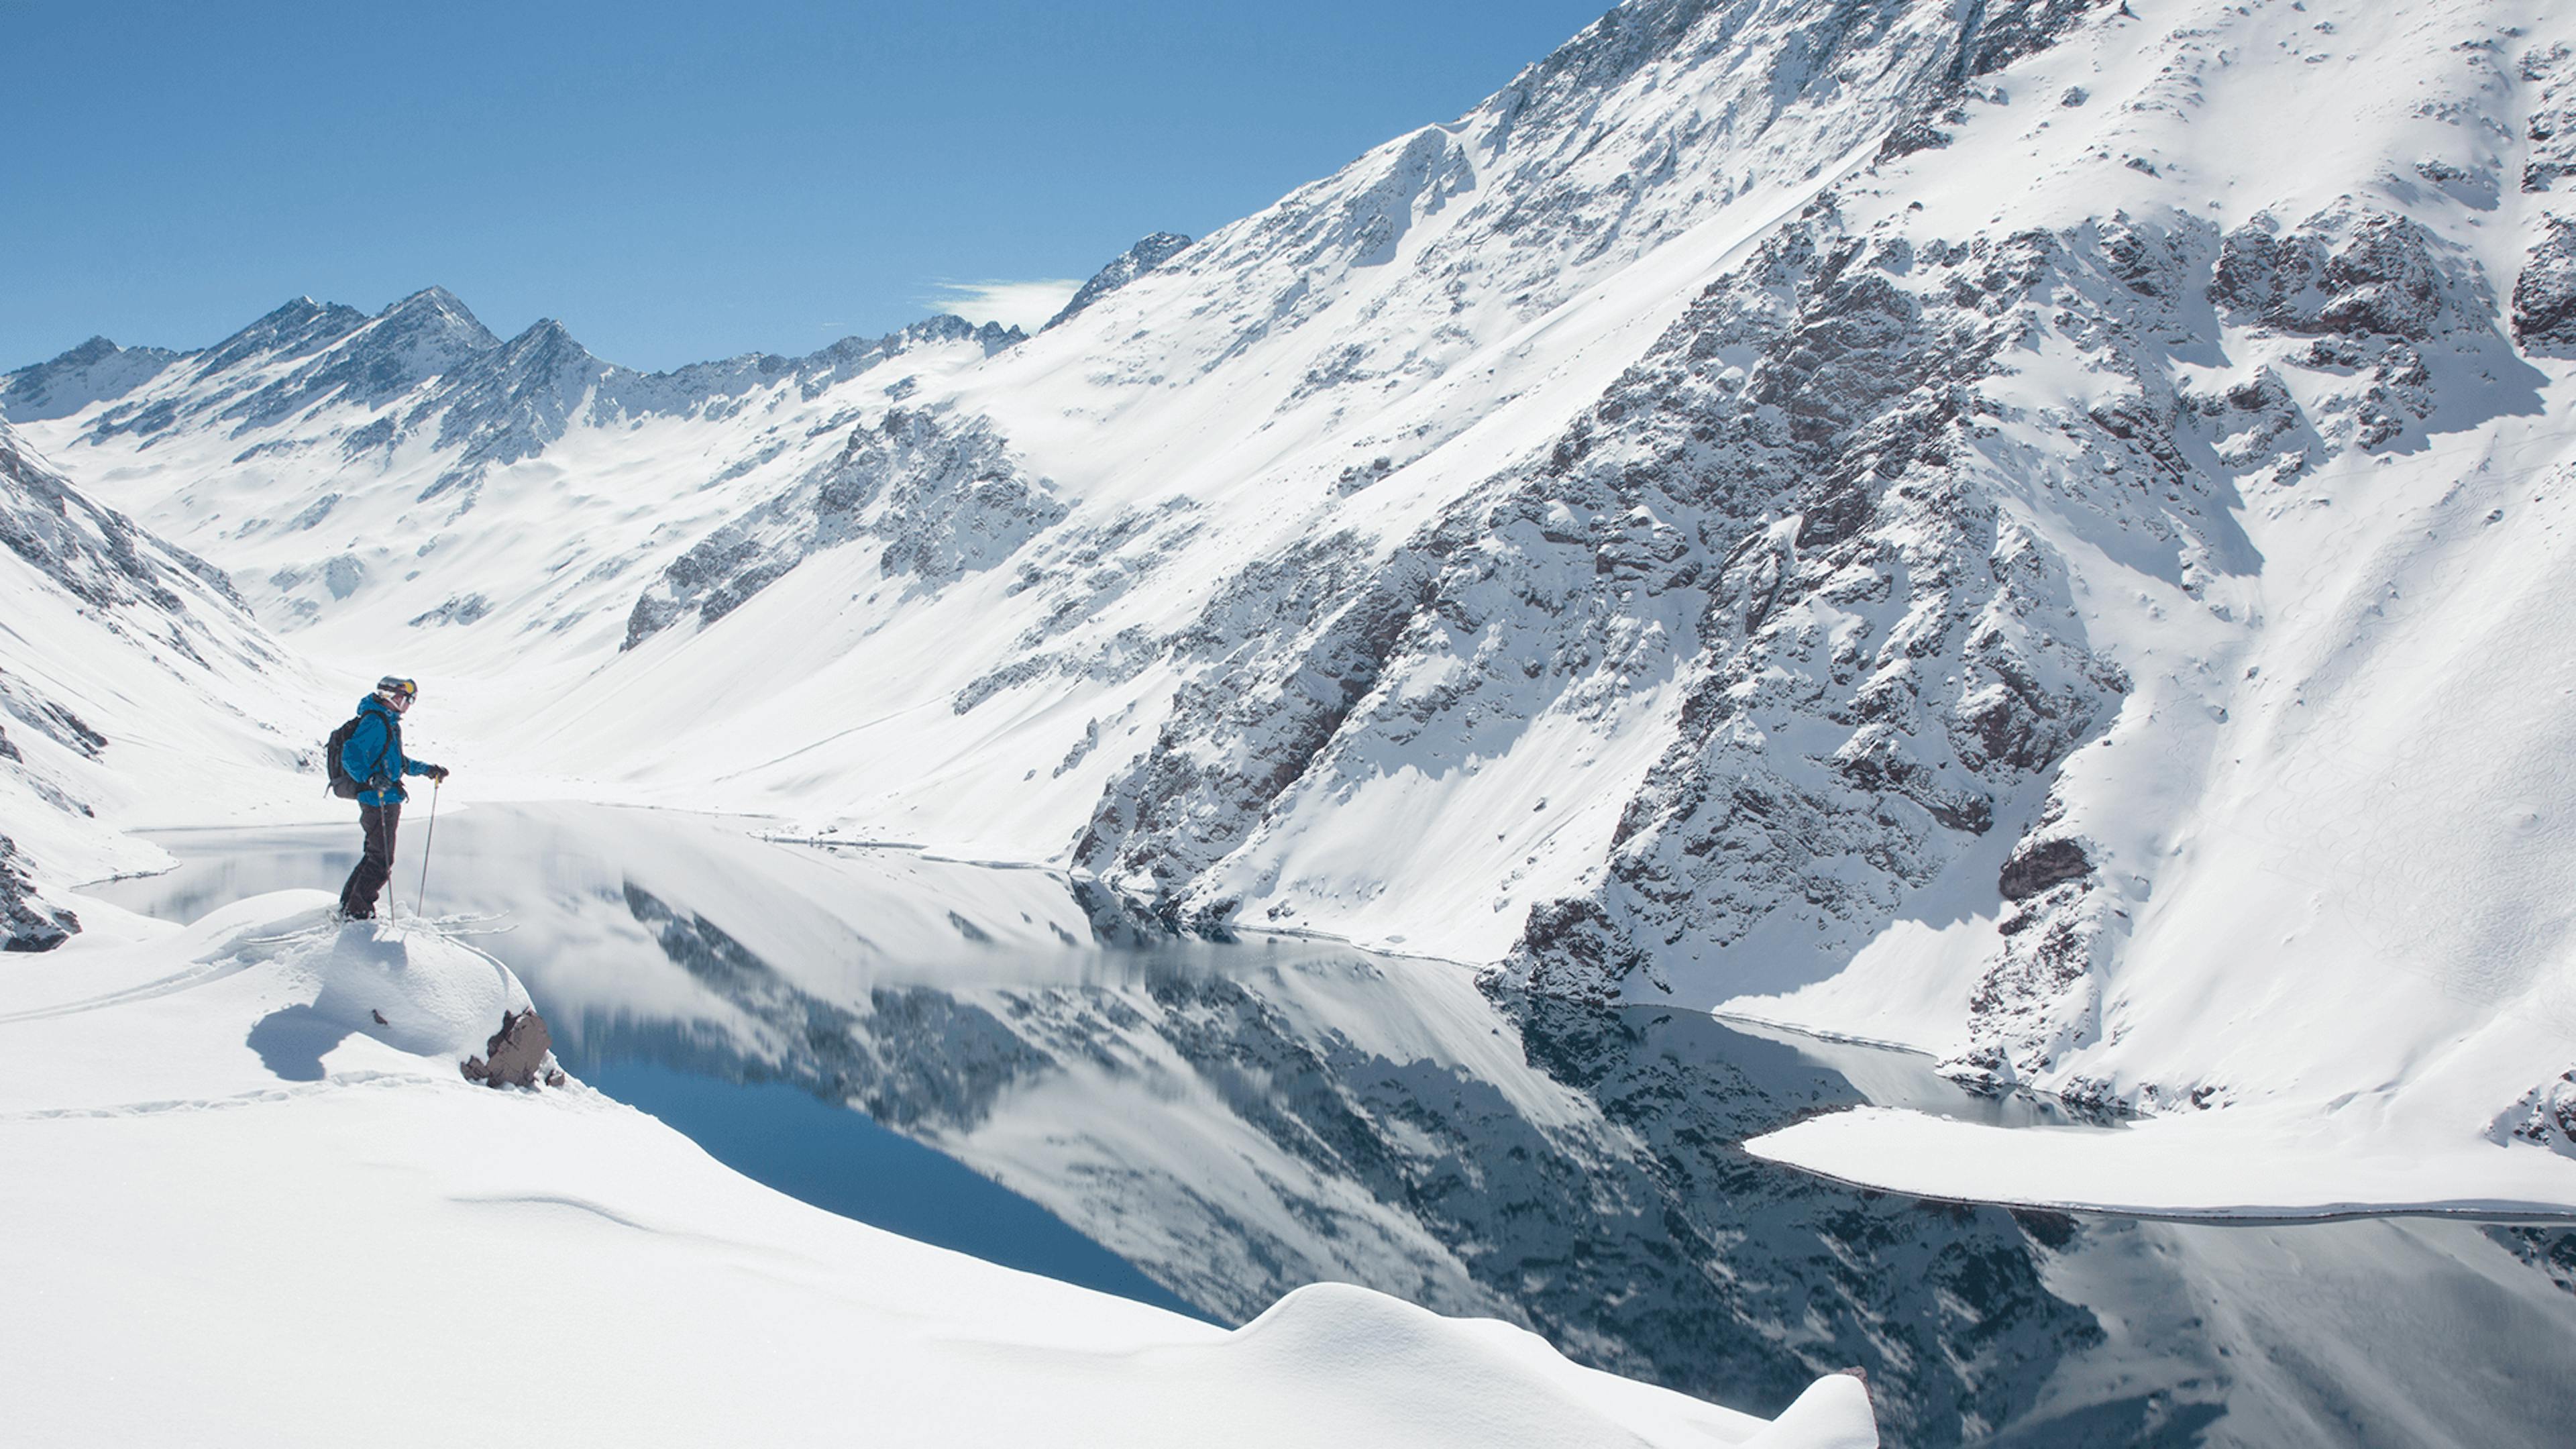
341,694,439,806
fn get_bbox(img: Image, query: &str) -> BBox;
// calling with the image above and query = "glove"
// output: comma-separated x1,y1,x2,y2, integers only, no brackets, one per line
427,766,450,783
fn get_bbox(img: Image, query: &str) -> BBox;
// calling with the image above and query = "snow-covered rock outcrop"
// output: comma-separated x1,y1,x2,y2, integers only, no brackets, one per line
623,407,1065,648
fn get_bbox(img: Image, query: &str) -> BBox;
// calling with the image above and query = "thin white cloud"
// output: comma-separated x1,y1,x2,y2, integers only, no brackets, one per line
923,278,1085,332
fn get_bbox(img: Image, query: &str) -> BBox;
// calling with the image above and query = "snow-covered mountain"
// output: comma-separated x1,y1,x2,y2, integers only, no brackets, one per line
0,419,316,947
11,0,2576,1212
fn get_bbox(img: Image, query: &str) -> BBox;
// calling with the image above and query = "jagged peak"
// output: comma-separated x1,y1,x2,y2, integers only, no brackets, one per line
49,335,123,368
900,313,984,341
382,284,475,320
1045,233,1193,330
507,316,576,345
227,294,341,337
248,294,371,333
188,297,370,374
494,316,601,370
368,286,500,352
902,314,1026,351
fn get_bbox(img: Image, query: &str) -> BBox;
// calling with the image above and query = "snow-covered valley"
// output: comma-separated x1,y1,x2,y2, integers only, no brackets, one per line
10,0,2576,1440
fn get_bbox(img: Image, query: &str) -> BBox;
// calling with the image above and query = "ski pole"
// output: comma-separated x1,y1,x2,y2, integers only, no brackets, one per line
415,779,441,921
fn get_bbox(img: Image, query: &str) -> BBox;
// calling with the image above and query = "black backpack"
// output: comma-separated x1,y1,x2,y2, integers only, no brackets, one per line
323,712,395,799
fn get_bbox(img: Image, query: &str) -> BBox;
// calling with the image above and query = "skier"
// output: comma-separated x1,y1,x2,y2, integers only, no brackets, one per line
335,675,449,921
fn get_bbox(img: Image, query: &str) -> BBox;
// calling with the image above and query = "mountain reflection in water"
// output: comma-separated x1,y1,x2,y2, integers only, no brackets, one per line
91,804,2576,1449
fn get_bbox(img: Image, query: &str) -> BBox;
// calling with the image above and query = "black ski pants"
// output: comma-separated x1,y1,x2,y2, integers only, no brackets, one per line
339,801,401,919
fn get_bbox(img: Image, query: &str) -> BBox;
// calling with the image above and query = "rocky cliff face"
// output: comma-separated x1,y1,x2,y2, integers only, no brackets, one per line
1012,0,2576,1130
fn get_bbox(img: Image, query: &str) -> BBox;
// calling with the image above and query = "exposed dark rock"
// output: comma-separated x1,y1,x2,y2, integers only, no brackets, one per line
0,671,107,760
1998,836,2091,900
1878,0,2104,159
2523,44,2576,193
1461,208,2138,1002
0,835,77,952
1073,534,1428,894
2514,214,2576,354
461,1007,559,1088
2504,1070,2576,1159
2212,212,2457,342
1505,898,1656,1004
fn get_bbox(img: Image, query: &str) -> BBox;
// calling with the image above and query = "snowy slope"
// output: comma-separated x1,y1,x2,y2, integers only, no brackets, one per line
3,294,1024,682
0,419,321,946
0,894,1876,1449
12,0,2576,1212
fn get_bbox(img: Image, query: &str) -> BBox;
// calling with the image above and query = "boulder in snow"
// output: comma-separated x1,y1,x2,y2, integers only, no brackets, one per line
1998,837,2092,902
462,1007,566,1089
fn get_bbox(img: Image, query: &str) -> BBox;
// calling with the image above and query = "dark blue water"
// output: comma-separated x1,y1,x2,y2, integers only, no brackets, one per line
580,1058,1205,1320
85,803,2576,1449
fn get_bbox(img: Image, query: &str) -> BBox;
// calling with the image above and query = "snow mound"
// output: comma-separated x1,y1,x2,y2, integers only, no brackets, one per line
1166,1281,1874,1448
287,916,531,1061
170,895,539,1073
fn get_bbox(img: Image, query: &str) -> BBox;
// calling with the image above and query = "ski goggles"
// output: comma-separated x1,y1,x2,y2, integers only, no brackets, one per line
378,677,419,704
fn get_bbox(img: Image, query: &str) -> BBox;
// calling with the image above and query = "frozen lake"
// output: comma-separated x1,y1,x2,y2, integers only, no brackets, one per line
87,802,2576,1449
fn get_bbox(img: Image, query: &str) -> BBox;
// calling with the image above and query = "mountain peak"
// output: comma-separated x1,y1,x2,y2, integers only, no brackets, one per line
50,336,123,368
251,295,325,327
359,286,501,364
379,285,490,333
1044,233,1193,330
498,317,594,364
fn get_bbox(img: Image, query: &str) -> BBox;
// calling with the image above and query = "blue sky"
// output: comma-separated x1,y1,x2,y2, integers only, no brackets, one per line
5,0,1611,372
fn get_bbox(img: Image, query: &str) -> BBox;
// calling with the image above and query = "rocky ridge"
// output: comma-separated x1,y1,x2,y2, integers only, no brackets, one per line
7,293,1028,515
624,407,1067,647
1045,232,1193,330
